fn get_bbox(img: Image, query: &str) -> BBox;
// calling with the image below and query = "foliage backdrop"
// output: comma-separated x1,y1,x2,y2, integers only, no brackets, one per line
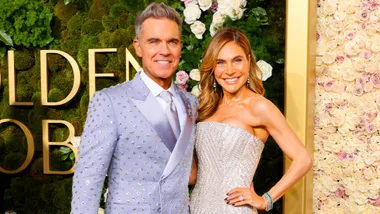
0,0,285,213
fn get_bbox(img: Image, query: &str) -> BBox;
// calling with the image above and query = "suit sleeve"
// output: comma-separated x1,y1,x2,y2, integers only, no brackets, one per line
71,90,118,214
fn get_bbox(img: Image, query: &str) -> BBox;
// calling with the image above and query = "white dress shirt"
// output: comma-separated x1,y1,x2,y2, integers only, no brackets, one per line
140,70,187,130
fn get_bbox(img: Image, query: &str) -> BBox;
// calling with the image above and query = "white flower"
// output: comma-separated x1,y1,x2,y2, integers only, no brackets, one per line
217,0,230,14
321,52,336,64
198,0,212,11
70,136,81,148
256,60,272,81
225,6,245,21
104,188,109,202
184,2,201,24
191,84,201,97
210,22,221,37
212,11,226,26
190,21,206,39
189,68,201,81
98,208,105,214
239,0,247,7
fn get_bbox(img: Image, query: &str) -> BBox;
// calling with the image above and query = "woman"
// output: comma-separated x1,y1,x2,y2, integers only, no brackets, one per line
189,27,312,213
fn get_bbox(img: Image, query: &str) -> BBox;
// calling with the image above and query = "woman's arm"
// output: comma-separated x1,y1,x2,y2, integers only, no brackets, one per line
189,152,198,185
256,97,313,202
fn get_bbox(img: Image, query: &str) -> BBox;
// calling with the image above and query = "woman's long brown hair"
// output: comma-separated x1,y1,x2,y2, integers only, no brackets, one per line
197,27,265,122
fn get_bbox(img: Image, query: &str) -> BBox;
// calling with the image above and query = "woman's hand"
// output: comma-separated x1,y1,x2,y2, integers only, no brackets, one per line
226,183,266,210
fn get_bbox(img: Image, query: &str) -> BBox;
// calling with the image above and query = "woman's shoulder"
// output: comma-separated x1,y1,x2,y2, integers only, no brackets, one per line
245,93,277,116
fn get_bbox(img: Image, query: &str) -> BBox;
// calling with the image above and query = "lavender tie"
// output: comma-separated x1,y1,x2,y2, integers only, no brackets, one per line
160,91,181,144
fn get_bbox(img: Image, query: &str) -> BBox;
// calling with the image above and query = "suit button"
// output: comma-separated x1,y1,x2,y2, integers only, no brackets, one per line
157,207,161,213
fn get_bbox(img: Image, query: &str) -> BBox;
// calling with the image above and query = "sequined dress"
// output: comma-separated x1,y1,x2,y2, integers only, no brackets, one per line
190,122,265,214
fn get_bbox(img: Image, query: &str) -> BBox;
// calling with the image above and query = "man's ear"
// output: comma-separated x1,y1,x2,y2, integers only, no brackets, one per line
133,39,142,57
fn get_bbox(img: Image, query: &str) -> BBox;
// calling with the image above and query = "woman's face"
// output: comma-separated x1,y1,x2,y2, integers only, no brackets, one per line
214,41,250,95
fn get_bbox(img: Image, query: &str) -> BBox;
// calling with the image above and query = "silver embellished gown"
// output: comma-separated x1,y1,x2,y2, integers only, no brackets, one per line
190,122,265,214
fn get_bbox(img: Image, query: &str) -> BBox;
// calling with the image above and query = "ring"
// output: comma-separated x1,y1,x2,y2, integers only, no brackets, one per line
239,195,244,201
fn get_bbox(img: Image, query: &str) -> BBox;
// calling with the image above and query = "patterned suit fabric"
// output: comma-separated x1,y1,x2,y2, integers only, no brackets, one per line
71,72,198,214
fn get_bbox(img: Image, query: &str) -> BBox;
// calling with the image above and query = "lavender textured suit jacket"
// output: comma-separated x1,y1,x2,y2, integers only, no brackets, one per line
71,72,198,214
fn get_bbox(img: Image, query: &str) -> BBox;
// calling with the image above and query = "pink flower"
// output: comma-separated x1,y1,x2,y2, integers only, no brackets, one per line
336,55,345,63
358,116,366,127
346,31,356,40
338,152,347,160
176,83,188,91
360,10,370,21
323,79,335,91
360,72,371,82
365,121,377,133
183,0,193,7
355,77,365,87
316,32,320,41
335,188,345,198
353,85,364,96
360,2,369,9
210,1,218,13
369,2,378,10
375,196,380,206
314,118,320,128
366,112,378,120
370,73,380,88
360,50,371,60
175,70,189,85
325,103,333,111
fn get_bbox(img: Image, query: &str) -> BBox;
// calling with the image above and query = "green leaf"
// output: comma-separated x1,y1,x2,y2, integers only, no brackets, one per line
69,152,75,161
0,46,6,57
60,153,69,161
59,147,72,154
64,0,71,5
0,30,13,46
252,7,267,17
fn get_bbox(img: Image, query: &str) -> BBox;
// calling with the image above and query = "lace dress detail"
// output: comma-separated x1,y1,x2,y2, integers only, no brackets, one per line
190,122,264,214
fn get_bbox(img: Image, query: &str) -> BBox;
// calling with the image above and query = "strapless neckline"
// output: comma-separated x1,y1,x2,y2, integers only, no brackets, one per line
197,121,264,145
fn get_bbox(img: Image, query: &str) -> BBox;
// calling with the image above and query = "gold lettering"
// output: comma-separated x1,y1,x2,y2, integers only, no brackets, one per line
88,48,117,98
125,48,141,81
8,50,33,106
0,119,34,174
40,50,81,106
42,120,77,174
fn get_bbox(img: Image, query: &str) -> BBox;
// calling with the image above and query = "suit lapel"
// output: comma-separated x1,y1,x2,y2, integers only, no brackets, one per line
161,89,195,179
130,73,177,151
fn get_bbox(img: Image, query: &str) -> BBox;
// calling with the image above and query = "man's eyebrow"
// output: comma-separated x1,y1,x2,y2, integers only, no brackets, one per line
146,38,159,42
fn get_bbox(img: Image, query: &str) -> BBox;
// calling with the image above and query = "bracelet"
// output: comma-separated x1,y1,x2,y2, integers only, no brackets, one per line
262,192,273,211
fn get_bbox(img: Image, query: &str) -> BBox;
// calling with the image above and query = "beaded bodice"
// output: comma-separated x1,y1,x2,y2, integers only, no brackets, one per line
190,122,264,214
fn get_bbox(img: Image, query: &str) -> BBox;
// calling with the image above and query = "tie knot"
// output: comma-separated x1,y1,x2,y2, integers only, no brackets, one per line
160,90,173,103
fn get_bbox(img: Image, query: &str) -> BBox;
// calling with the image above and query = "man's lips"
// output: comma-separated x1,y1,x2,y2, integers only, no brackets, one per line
155,60,172,64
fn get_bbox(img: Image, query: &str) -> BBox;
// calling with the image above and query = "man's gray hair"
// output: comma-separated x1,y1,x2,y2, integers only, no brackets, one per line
135,2,182,39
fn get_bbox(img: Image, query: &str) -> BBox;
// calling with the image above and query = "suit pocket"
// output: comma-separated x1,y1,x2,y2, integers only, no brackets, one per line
107,203,151,214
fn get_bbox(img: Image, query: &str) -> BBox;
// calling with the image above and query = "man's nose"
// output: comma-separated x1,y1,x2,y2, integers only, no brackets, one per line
159,42,170,55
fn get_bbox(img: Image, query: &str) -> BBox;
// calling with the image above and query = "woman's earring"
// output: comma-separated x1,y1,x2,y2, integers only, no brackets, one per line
213,79,216,92
246,77,250,87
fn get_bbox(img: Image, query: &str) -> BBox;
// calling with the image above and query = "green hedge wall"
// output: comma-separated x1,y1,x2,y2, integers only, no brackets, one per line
0,0,285,213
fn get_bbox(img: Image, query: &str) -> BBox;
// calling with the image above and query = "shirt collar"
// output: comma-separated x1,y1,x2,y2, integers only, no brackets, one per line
140,69,177,97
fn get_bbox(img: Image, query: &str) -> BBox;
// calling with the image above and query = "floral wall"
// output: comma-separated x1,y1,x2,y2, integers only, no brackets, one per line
0,0,285,213
314,0,380,212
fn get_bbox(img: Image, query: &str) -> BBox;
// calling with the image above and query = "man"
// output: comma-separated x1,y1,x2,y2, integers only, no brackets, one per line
71,3,198,213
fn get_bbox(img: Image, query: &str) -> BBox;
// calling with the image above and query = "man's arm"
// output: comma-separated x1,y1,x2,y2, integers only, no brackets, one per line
71,91,118,213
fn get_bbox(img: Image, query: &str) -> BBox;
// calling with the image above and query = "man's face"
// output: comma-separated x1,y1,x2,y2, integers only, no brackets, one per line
133,18,182,89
